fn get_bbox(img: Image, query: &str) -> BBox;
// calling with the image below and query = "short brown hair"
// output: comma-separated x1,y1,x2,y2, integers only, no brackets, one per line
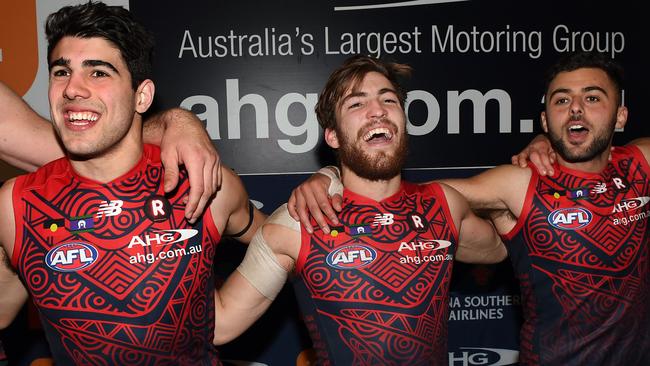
315,55,412,131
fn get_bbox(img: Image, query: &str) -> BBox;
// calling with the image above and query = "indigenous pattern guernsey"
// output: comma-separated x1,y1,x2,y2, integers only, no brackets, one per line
11,145,222,365
503,145,650,365
294,181,458,366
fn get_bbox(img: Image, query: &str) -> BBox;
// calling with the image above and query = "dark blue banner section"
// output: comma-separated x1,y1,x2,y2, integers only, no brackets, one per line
134,2,647,366
132,0,646,175
1,2,646,366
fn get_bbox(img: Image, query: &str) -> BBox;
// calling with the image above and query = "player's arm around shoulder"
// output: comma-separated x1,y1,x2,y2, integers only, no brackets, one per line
208,164,266,244
0,82,64,171
0,178,29,328
439,182,507,264
213,204,298,345
439,164,531,219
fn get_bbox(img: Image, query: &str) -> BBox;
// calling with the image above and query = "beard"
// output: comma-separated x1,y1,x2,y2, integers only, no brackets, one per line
547,113,616,163
336,122,408,181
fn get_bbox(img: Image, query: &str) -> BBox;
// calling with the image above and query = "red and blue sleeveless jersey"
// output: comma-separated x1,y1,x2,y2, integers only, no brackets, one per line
294,181,458,366
502,145,650,365
11,144,222,365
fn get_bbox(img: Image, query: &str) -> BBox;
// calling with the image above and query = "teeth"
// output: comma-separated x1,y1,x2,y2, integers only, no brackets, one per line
569,124,584,131
363,127,392,141
68,111,99,122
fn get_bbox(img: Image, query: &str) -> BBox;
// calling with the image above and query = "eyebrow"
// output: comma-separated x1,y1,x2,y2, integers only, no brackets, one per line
49,58,119,74
549,85,608,99
340,87,398,105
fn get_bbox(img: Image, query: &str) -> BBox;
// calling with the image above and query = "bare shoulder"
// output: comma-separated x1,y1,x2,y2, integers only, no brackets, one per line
210,164,247,212
439,164,531,212
0,178,17,255
475,163,532,183
435,182,471,226
436,182,469,209
0,178,16,215
628,137,650,163
440,164,531,194
207,163,255,233
471,164,532,200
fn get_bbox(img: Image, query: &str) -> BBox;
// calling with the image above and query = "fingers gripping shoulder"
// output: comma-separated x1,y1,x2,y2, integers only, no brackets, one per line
316,166,343,197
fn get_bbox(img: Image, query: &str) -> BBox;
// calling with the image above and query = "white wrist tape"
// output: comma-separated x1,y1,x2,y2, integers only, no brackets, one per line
316,166,343,197
236,229,288,300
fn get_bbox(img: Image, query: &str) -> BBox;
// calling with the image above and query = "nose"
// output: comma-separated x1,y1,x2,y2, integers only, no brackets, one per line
367,99,387,120
63,73,90,100
569,98,583,116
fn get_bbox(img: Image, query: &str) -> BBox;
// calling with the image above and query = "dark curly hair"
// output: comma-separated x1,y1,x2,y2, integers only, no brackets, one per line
46,1,155,90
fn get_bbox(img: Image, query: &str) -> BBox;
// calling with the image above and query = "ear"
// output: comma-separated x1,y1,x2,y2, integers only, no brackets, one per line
324,128,340,149
135,79,155,114
614,105,628,130
540,111,549,133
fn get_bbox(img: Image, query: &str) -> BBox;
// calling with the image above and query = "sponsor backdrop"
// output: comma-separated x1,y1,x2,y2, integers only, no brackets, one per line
0,0,647,365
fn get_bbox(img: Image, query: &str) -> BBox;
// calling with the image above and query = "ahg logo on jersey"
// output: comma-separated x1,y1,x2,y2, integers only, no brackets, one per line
398,240,452,253
45,242,99,272
449,347,518,366
612,196,650,213
398,240,454,264
548,207,592,230
326,244,377,269
128,229,199,248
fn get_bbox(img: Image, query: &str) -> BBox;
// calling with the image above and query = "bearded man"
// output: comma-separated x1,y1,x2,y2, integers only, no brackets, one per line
211,55,507,366
290,51,650,365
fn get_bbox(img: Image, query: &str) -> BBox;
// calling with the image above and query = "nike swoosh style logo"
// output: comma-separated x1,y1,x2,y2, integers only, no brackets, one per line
161,229,199,244
431,240,452,250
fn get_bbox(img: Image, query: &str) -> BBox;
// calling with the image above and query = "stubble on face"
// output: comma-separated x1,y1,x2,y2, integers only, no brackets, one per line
335,119,408,181
546,111,617,163
544,67,622,165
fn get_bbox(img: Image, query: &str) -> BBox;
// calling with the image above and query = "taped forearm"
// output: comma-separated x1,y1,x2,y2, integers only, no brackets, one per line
316,165,343,197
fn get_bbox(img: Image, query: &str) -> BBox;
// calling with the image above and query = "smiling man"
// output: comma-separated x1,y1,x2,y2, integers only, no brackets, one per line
209,55,506,366
290,51,650,365
0,2,265,365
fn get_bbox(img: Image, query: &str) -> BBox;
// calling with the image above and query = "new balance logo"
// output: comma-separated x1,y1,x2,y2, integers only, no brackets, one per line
373,213,394,226
96,200,123,218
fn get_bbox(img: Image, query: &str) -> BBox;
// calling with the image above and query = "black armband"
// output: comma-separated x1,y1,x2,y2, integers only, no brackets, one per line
231,200,255,238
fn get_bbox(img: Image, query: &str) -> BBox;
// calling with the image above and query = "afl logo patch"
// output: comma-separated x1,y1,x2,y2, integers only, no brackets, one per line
548,207,592,230
45,242,99,272
326,244,377,269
